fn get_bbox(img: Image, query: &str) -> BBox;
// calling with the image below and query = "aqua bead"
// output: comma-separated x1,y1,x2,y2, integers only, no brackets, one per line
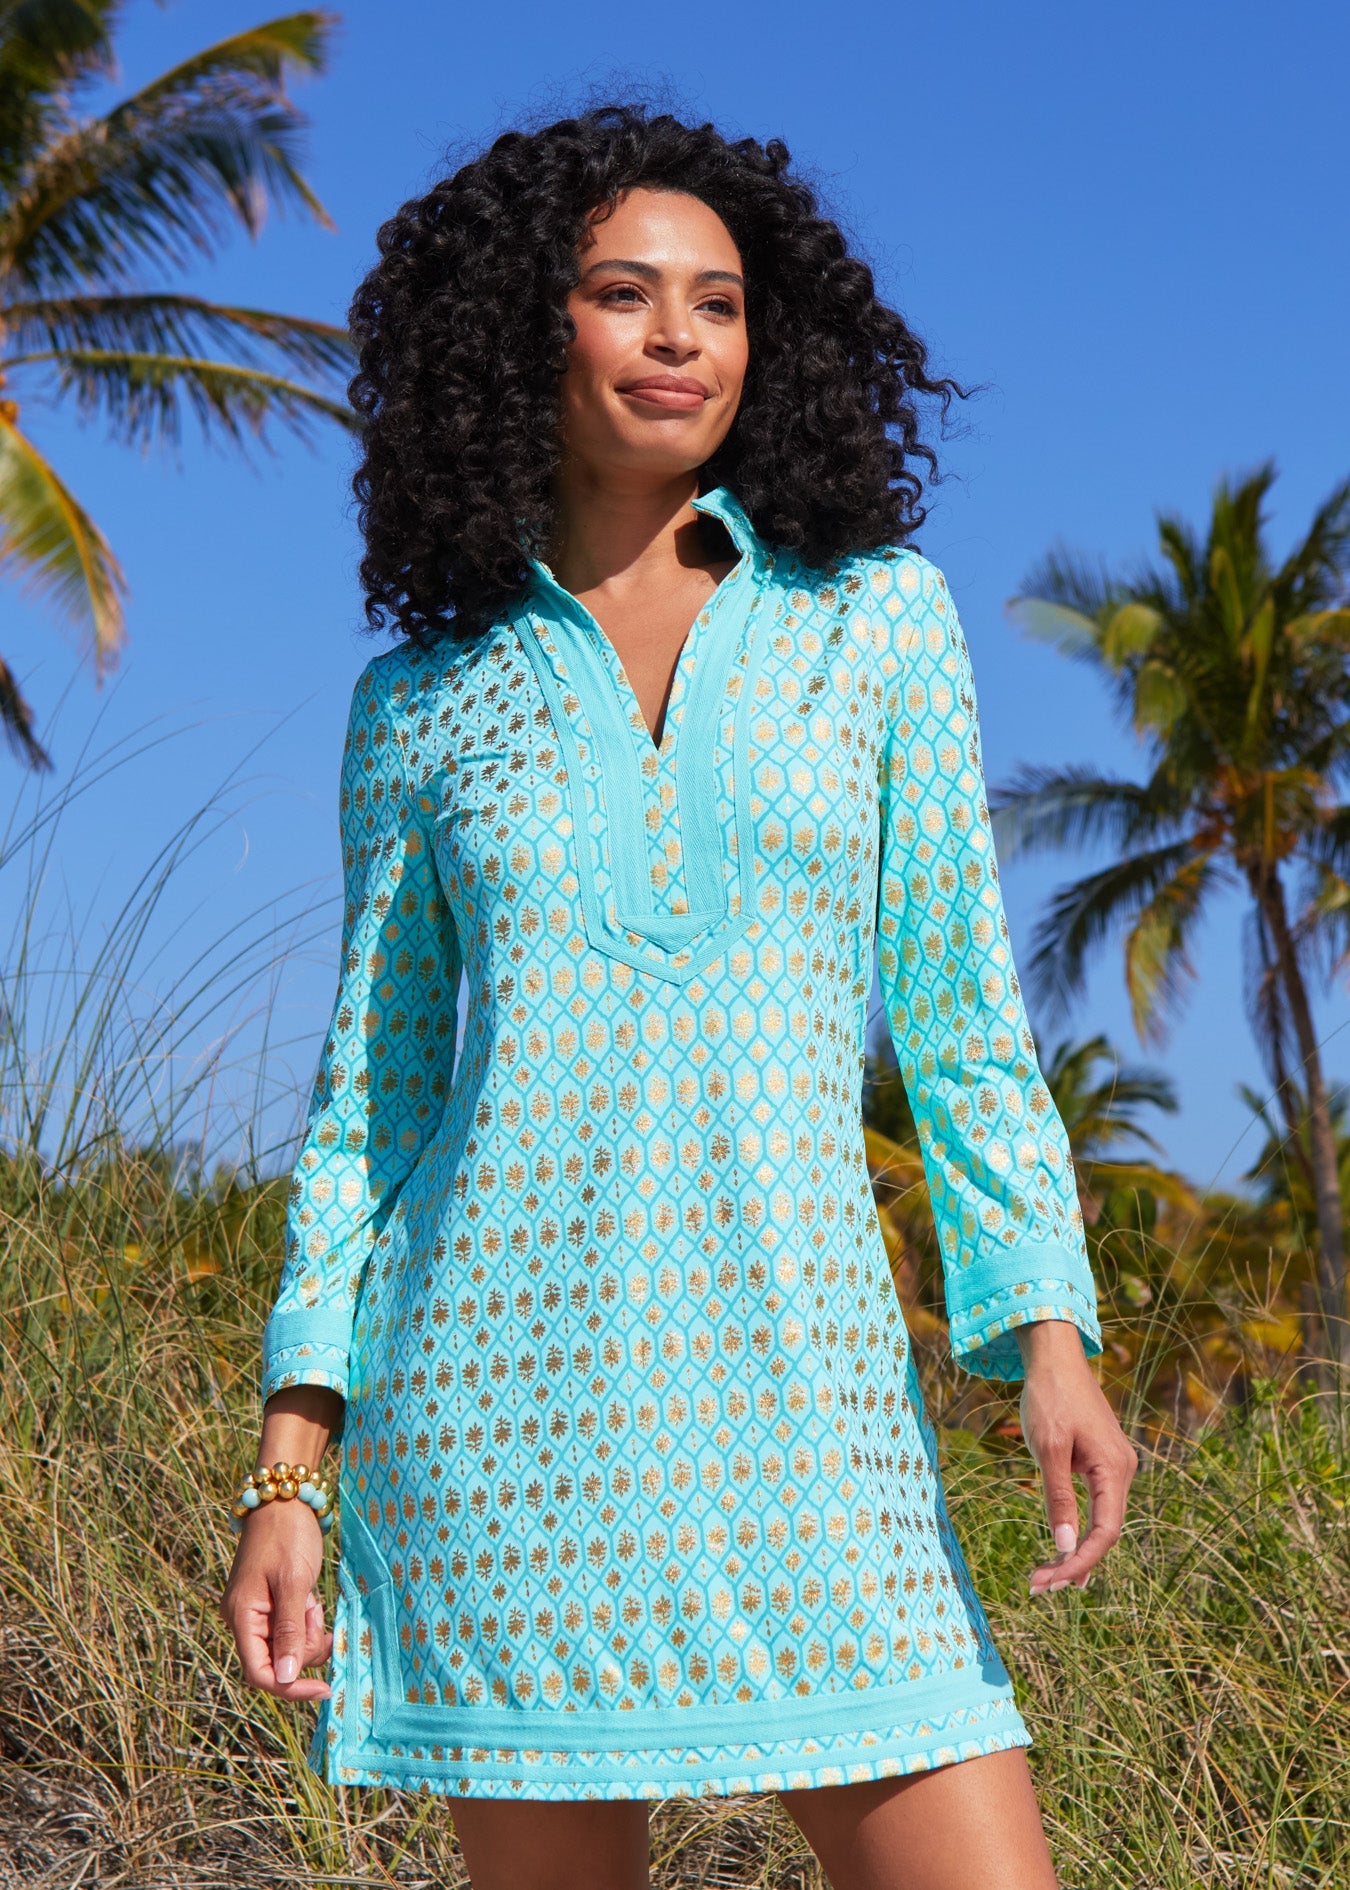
240,1487,261,1509
298,1481,318,1504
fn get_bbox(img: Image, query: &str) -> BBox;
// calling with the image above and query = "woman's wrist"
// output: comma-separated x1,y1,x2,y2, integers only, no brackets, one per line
257,1385,344,1477
1014,1317,1094,1373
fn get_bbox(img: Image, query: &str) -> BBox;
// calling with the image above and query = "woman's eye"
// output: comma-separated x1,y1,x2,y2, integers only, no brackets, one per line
597,287,739,317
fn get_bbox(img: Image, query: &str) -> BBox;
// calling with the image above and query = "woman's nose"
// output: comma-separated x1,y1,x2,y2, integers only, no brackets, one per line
643,300,699,356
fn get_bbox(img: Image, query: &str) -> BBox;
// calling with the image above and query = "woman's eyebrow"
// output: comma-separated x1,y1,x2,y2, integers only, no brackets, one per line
582,258,744,286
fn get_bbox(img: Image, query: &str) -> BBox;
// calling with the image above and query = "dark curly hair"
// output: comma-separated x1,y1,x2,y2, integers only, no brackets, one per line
347,100,975,647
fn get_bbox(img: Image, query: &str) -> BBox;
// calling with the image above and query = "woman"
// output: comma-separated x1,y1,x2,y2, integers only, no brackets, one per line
221,103,1137,1890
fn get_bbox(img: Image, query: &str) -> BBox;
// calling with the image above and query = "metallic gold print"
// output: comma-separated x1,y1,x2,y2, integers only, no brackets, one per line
260,489,1102,1800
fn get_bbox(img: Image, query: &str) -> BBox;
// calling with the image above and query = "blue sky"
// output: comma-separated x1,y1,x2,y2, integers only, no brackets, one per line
5,0,1347,1193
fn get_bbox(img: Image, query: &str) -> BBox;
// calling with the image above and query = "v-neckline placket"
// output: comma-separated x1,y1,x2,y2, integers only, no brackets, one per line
511,485,779,981
523,487,757,764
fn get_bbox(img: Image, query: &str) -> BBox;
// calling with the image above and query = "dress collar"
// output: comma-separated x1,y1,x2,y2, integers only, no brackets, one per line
522,484,767,606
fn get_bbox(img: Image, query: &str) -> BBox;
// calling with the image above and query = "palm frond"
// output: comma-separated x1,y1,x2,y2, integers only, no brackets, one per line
1304,863,1350,986
1208,541,1248,647
1131,658,1188,738
1273,471,1350,606
4,292,354,378
1011,541,1117,619
1022,838,1219,1022
989,763,1177,860
1236,1078,1281,1143
1102,600,1165,667
0,646,52,768
1285,607,1350,648
0,410,126,672
1301,801,1350,875
10,347,359,455
0,1,116,185
1239,898,1294,1097
1002,595,1101,660
1153,514,1203,602
1004,542,1118,662
0,12,339,292
1236,1071,1347,1204
123,11,335,106
1123,851,1222,1043
109,10,339,226
1075,1157,1200,1214
1209,462,1278,592
1073,1071,1179,1149
1041,1032,1177,1161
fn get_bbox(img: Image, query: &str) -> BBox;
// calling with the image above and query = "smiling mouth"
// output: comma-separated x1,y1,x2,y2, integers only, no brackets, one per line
618,385,709,411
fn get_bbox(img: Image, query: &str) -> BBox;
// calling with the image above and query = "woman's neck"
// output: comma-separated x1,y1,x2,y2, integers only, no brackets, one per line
544,469,710,595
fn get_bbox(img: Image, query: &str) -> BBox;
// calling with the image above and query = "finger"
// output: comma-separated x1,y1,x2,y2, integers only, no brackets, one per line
1028,1438,1080,1590
302,1589,332,1665
269,1576,314,1690
1032,1447,1131,1592
1066,1446,1130,1582
232,1590,280,1691
266,1673,332,1700
1078,1438,1138,1584
262,1590,333,1700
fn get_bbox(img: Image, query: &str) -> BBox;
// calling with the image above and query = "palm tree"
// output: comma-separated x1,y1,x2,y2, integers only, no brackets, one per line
1239,1077,1350,1233
992,462,1350,1374
0,5,356,770
1238,1077,1350,1382
861,1024,1191,1319
1038,1032,1197,1230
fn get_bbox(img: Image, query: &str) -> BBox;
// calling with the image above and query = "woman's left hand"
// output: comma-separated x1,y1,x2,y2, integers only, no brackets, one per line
1014,1318,1138,1596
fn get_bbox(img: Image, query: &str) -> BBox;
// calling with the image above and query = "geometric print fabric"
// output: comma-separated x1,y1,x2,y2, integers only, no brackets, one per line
260,483,1102,1799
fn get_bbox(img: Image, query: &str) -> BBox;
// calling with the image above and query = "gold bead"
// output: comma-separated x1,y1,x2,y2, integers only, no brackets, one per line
272,1461,290,1480
292,1464,310,1483
258,1482,277,1502
278,1479,297,1500
231,1502,249,1519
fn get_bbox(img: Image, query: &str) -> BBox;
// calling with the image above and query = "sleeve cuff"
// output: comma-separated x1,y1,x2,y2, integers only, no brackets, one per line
947,1276,1103,1382
260,1341,350,1439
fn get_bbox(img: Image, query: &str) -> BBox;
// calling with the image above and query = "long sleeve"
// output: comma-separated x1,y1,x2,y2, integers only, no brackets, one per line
260,654,463,1421
872,551,1103,1381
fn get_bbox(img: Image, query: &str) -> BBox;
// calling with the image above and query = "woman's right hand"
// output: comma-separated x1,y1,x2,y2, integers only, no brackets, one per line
218,1385,344,1699
221,1498,334,1698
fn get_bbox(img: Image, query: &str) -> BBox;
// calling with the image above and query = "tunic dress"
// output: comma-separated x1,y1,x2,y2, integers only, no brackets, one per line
259,482,1103,1801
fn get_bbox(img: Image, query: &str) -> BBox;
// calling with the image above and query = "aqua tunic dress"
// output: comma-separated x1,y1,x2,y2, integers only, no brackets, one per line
259,482,1103,1801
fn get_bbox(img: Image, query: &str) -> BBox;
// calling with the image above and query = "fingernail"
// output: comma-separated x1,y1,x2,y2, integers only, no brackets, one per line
275,1655,298,1684
1053,1523,1077,1554
1048,1578,1070,1591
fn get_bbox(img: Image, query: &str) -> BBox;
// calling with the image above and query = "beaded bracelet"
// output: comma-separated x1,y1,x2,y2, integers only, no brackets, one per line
230,1460,335,1535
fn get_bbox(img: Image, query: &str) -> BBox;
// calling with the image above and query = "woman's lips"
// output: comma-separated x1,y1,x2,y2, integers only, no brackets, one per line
618,384,709,411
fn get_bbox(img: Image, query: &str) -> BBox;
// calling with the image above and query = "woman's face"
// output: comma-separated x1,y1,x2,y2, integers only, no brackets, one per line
556,186,747,485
